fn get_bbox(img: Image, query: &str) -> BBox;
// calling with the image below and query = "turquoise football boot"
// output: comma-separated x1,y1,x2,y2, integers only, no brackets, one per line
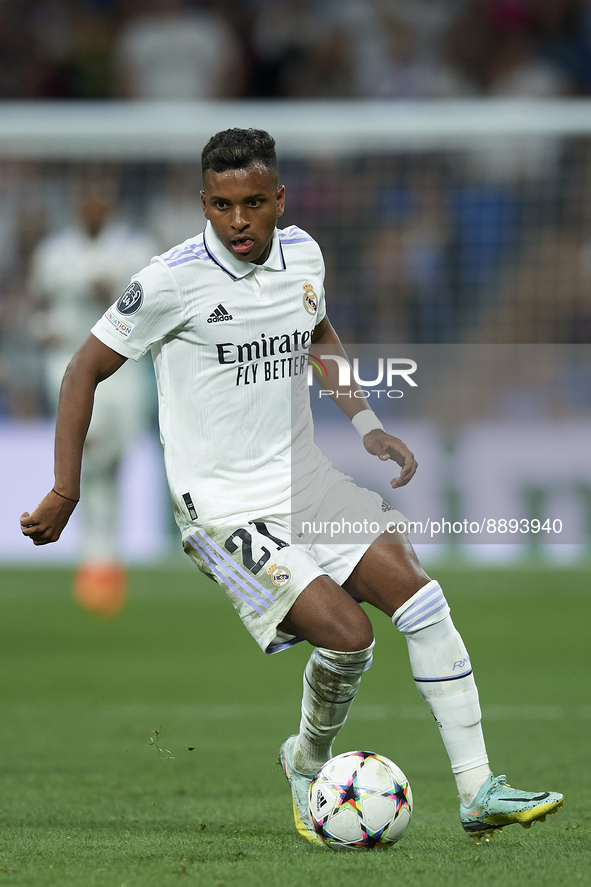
279,735,323,845
460,773,564,844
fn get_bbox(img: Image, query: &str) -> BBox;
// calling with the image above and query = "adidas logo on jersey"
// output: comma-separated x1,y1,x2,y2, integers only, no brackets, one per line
207,304,233,323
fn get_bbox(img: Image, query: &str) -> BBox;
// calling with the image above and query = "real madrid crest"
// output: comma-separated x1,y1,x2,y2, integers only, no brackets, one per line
267,562,292,587
302,282,318,315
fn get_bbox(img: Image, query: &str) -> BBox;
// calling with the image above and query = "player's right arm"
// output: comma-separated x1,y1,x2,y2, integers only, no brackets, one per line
20,334,127,545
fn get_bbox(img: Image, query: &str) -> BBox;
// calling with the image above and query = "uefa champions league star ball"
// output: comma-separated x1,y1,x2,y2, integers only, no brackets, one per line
309,751,412,851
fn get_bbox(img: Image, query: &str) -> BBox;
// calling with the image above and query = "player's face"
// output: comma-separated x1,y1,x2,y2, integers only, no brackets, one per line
201,164,285,265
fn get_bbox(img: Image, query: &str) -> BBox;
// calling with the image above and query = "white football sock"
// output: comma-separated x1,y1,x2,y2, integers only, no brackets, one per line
393,581,490,802
293,642,374,776
455,764,493,806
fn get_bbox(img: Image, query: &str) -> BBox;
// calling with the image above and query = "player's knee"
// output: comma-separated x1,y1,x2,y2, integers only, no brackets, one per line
397,570,432,607
389,546,432,605
350,624,375,652
333,610,374,653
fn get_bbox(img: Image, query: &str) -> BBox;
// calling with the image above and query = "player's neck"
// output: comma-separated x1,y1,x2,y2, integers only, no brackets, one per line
251,239,273,266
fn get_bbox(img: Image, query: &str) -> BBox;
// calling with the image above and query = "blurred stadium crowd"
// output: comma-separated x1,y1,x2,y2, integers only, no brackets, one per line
1,0,591,419
2,0,591,100
2,141,591,420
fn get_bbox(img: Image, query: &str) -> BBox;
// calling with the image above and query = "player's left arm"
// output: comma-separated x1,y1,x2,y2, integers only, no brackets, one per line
311,315,417,489
20,335,127,544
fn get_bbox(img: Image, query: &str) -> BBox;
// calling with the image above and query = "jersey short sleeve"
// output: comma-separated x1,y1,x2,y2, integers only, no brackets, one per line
91,257,184,360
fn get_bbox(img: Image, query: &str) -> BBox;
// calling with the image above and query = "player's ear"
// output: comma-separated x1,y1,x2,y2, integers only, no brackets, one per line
200,190,208,218
276,185,285,218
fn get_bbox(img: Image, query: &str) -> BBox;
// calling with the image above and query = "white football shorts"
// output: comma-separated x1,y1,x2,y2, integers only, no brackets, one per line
183,477,408,654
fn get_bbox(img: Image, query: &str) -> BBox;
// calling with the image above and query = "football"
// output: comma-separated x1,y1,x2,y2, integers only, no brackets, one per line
309,750,412,851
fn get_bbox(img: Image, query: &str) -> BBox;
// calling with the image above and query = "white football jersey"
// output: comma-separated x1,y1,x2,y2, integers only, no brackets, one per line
91,222,334,535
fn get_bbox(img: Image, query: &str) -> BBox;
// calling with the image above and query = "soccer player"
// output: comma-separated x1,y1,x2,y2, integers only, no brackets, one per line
28,174,156,616
20,129,563,844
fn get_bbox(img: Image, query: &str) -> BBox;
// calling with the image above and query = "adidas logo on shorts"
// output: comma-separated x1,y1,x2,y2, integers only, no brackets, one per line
207,304,233,323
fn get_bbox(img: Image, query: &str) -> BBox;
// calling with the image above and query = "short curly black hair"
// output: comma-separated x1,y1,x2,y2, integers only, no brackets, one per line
201,128,278,179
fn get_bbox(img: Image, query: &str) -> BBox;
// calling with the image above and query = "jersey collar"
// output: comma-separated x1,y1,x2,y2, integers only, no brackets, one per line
203,222,286,280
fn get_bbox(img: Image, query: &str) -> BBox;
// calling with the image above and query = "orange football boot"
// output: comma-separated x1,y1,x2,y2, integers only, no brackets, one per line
73,562,128,619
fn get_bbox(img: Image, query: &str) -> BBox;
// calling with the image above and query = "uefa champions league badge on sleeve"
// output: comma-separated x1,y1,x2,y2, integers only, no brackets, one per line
302,283,317,315
116,281,144,316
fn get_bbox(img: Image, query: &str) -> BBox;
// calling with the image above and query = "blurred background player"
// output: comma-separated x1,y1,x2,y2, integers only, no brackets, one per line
28,171,156,616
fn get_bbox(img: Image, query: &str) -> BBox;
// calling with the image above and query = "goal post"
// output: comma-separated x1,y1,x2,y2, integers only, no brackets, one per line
1,98,591,159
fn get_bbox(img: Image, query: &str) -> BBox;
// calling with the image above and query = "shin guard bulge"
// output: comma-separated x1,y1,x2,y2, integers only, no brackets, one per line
292,642,375,776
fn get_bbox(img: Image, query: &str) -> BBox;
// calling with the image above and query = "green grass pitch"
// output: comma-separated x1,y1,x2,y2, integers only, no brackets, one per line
0,564,589,886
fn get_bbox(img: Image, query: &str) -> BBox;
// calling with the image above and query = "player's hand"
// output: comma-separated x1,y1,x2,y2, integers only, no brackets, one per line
20,489,78,545
362,430,418,489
